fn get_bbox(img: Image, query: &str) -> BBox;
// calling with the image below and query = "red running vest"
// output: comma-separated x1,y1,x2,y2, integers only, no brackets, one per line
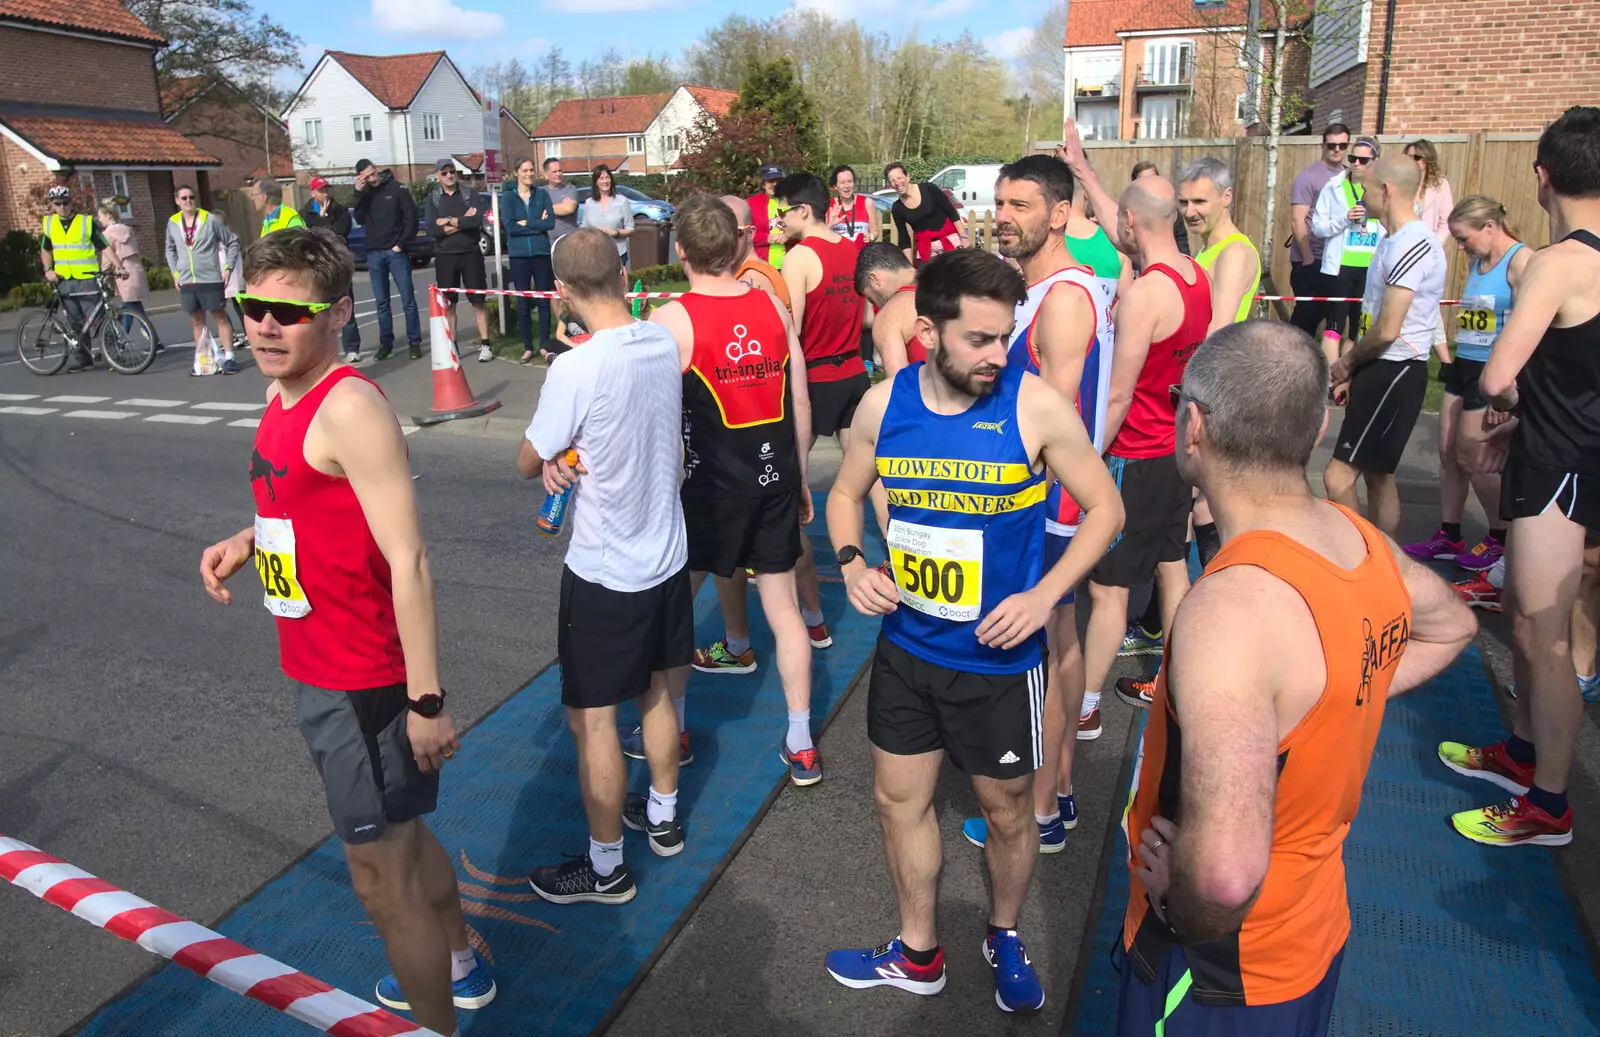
798,235,865,383
895,283,927,365
250,365,407,690
1110,259,1212,459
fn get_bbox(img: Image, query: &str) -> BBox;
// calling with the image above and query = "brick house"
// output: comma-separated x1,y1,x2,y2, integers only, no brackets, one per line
163,76,292,194
532,84,738,175
1304,0,1598,134
0,0,219,237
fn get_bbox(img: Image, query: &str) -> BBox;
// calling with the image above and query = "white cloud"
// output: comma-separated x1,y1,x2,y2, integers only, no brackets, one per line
921,0,975,18
370,0,505,40
542,0,682,10
984,26,1035,59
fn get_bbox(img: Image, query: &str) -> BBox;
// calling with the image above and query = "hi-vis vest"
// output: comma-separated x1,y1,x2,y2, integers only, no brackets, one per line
262,205,304,237
43,213,96,279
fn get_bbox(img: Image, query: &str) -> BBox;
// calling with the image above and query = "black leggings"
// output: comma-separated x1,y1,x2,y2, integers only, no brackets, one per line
1325,265,1369,342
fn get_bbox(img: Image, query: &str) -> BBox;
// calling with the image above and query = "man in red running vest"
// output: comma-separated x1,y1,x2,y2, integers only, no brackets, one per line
780,171,870,648
198,228,488,1036
1084,175,1213,716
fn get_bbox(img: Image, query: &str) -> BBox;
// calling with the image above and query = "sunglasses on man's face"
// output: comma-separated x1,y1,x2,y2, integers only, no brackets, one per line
1325,141,1350,151
235,293,333,325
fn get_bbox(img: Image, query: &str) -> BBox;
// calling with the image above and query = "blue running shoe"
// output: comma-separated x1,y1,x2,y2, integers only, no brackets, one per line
780,743,822,786
375,950,496,1010
619,725,694,765
961,816,1067,854
984,930,1044,1013
825,937,946,995
1058,793,1079,831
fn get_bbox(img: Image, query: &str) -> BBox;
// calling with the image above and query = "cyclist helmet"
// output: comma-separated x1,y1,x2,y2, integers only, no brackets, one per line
45,185,71,201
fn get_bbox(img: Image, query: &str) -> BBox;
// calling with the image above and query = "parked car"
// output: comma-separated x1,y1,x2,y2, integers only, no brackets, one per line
344,214,435,269
929,164,1002,212
571,183,676,224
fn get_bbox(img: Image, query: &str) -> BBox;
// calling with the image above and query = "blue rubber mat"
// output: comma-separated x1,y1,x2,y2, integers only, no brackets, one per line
81,493,882,1037
1069,645,1600,1035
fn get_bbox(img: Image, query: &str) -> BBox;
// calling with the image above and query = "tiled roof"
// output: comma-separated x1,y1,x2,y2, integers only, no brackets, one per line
1,114,219,166
324,51,445,110
250,150,295,180
1066,0,1250,47
549,156,632,174
685,85,739,118
532,94,672,139
0,0,164,43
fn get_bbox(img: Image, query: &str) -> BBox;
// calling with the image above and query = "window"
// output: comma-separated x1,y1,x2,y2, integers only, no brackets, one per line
627,135,644,154
107,171,131,218
352,115,372,143
932,168,966,191
303,119,323,150
665,133,681,152
546,139,561,160
1076,102,1119,140
1237,92,1251,123
1138,96,1184,139
422,114,442,141
1143,41,1194,86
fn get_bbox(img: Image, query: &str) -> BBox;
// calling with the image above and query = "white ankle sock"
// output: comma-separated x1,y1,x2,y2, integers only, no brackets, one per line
589,836,623,877
786,710,813,753
801,608,824,628
450,945,476,981
672,695,687,731
725,634,750,657
647,785,678,825
1035,812,1060,826
1081,691,1101,717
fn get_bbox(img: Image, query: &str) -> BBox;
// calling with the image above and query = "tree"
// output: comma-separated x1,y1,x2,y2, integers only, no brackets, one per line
731,57,819,162
129,0,298,104
675,111,810,199
684,15,777,89
622,56,679,96
1017,1,1068,117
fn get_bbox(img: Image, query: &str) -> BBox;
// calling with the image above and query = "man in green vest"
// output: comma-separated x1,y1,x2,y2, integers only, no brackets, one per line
39,184,110,372
251,178,305,238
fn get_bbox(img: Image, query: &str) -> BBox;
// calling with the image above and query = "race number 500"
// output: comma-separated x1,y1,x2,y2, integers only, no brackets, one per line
886,520,982,622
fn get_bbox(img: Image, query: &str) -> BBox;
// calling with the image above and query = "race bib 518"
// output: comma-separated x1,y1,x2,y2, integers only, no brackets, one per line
1456,294,1499,346
887,519,982,621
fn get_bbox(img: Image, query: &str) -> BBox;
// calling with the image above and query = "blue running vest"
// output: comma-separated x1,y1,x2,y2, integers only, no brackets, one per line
877,363,1047,674
1454,242,1524,363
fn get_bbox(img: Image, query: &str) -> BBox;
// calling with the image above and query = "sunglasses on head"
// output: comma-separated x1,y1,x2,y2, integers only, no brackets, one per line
235,293,333,325
1349,155,1374,165
1168,384,1209,412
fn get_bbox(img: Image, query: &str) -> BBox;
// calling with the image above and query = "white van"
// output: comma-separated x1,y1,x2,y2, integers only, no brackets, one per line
928,164,1003,214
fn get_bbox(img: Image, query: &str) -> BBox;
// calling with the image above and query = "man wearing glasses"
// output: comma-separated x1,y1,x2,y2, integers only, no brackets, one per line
423,158,493,362
1289,123,1352,340
39,184,110,372
166,184,243,374
722,194,789,312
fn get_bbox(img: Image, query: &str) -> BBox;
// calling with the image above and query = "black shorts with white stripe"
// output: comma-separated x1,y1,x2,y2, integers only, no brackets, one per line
1332,357,1429,474
1502,460,1600,535
865,632,1045,780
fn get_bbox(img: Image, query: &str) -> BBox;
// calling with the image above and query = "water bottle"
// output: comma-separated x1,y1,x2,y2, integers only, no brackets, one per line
537,449,580,536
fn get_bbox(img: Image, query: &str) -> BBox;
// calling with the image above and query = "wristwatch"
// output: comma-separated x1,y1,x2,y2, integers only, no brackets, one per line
836,545,865,567
408,689,446,718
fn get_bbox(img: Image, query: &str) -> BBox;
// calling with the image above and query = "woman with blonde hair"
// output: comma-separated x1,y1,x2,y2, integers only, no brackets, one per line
1406,139,1456,362
95,199,158,346
1403,194,1530,577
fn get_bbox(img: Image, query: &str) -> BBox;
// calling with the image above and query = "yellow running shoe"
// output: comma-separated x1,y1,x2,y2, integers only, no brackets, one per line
1450,796,1572,847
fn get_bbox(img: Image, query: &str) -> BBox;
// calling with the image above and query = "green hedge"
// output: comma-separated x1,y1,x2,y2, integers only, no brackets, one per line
630,263,684,288
143,258,174,291
7,282,54,307
0,229,38,295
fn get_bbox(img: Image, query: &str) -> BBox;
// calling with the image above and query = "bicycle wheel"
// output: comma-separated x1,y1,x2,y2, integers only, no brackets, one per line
100,311,158,374
15,308,69,375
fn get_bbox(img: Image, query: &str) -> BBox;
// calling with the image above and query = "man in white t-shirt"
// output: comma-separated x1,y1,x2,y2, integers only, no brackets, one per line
1325,153,1446,538
518,228,693,905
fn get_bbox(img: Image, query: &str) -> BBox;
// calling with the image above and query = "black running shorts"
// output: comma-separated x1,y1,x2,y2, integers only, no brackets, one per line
1331,357,1428,474
1443,357,1487,411
295,682,438,845
435,250,488,294
809,372,870,438
867,633,1045,780
558,565,694,709
1091,453,1191,588
1501,460,1600,534
683,489,803,577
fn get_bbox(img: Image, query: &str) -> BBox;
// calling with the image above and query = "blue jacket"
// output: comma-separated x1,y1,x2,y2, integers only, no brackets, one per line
500,184,555,257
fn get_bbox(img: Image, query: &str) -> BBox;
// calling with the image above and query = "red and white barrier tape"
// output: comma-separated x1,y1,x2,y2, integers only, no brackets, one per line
436,287,681,300
0,835,441,1037
1256,296,1463,305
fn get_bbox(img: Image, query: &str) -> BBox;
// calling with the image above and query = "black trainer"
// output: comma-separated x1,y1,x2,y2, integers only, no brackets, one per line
622,793,685,857
529,855,636,905
409,343,423,360
374,346,393,361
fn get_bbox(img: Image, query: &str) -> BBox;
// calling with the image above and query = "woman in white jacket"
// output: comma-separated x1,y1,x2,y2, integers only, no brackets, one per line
1310,138,1384,364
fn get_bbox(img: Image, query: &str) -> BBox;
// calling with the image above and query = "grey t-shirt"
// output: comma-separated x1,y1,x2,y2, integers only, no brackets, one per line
545,182,580,242
1291,161,1341,263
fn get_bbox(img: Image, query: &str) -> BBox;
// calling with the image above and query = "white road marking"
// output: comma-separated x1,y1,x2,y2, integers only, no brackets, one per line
61,410,136,420
401,425,420,436
116,398,185,408
0,405,58,415
191,402,266,412
0,393,41,401
45,395,111,404
228,418,260,429
144,414,222,425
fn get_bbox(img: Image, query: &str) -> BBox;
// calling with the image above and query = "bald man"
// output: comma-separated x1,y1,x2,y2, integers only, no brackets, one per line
1324,153,1446,539
1081,175,1214,716
725,194,790,312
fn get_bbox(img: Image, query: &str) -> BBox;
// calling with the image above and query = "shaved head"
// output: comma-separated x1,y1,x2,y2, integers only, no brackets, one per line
1115,175,1178,256
1372,153,1421,199
721,194,754,264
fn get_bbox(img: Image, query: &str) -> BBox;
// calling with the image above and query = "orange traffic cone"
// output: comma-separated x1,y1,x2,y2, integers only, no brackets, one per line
412,284,502,426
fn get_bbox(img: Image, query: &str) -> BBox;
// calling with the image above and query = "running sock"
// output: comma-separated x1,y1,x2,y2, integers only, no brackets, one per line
647,785,678,825
786,710,814,754
589,836,624,878
1035,812,1060,827
1504,733,1537,765
725,634,751,658
1525,784,1569,818
986,922,1015,939
1488,527,1506,543
800,607,824,628
1137,593,1162,637
900,942,940,967
1081,691,1101,717
223,348,236,361
672,695,687,732
1441,522,1463,542
1194,522,1222,568
450,946,477,982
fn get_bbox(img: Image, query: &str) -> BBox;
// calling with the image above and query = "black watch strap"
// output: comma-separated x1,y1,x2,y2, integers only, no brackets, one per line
836,545,864,567
408,689,446,717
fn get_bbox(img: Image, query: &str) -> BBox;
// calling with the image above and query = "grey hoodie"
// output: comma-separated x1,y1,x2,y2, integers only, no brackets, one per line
165,208,241,287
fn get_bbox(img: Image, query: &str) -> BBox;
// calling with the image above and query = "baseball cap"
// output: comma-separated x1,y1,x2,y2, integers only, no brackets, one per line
307,176,328,191
435,157,456,173
354,158,373,174
760,164,783,180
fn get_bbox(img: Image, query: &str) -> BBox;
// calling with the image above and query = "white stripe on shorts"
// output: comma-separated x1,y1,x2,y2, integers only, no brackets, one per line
1347,363,1415,460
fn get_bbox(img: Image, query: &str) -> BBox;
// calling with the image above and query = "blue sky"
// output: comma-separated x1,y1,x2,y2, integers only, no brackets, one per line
275,0,1048,92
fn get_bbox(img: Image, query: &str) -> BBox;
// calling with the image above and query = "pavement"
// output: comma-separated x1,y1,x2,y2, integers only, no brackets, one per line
2,334,1599,1037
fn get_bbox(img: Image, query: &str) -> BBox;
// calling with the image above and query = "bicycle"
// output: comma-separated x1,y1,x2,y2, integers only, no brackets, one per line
15,271,158,376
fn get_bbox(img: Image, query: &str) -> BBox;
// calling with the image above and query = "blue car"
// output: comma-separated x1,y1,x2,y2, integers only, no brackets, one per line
344,214,436,269
573,184,675,224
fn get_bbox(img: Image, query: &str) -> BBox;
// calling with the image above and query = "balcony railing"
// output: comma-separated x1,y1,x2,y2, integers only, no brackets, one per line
1074,73,1121,99
1136,54,1195,89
